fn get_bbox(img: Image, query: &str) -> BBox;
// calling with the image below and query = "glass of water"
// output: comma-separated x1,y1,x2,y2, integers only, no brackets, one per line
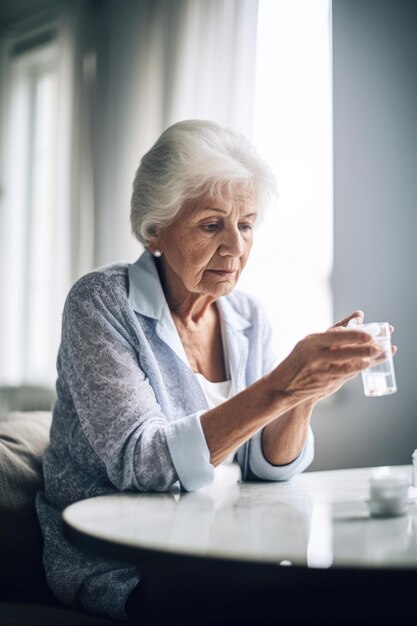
360,322,397,397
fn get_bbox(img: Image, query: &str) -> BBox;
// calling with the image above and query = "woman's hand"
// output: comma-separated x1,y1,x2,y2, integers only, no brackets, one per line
202,310,397,468
268,310,390,405
332,309,396,341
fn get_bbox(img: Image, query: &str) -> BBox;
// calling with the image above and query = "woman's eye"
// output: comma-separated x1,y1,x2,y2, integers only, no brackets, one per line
202,223,220,232
239,223,253,232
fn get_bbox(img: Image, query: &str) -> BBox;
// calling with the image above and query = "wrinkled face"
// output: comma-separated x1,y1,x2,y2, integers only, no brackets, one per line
153,187,257,300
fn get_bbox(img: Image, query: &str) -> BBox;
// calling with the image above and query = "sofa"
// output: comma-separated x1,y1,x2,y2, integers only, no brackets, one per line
0,410,122,625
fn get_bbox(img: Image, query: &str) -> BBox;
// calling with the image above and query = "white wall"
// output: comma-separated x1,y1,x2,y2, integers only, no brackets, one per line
310,0,417,470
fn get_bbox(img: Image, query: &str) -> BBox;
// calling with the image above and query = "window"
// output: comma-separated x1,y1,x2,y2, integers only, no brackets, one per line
239,0,333,362
0,20,70,386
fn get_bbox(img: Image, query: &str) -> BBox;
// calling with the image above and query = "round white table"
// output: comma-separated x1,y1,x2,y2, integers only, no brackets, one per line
63,464,417,625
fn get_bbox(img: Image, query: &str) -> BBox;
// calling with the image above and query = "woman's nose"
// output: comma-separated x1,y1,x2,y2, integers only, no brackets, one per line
219,227,244,256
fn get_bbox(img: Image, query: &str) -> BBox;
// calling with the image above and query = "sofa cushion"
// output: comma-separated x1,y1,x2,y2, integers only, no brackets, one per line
0,602,122,625
0,411,52,595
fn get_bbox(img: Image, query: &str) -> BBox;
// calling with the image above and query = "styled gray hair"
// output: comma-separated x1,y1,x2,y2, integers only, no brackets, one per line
130,119,278,245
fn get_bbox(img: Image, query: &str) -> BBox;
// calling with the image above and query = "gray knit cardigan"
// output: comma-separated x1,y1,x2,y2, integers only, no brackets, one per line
36,251,314,620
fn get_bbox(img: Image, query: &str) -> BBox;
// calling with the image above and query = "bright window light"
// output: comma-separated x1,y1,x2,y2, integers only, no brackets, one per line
0,42,60,385
26,70,58,381
240,0,333,362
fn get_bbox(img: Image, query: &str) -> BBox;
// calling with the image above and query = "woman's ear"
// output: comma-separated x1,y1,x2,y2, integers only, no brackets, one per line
147,233,163,258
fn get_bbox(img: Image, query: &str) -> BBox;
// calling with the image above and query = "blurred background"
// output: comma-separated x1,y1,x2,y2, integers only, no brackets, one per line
0,0,416,471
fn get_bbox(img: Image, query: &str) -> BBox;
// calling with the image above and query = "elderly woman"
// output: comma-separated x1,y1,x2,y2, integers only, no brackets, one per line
36,119,387,621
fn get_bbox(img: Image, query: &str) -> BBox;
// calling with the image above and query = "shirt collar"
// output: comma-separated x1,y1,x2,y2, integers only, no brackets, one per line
128,249,166,320
128,250,190,366
128,249,251,332
128,250,252,380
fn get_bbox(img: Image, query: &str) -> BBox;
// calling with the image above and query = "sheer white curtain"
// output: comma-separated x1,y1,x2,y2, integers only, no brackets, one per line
0,0,259,387
0,3,98,385
0,11,69,386
162,0,258,133
94,0,259,267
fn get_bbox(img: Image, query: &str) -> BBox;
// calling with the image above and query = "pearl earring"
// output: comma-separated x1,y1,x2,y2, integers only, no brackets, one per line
153,249,162,257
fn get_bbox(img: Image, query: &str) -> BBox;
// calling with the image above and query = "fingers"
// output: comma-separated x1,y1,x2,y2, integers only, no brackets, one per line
322,342,397,383
279,326,397,403
325,357,373,380
332,314,396,339
312,328,374,348
326,343,380,362
332,310,364,329
371,343,397,363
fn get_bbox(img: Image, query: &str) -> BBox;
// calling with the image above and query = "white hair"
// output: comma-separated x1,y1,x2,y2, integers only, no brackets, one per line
130,119,278,245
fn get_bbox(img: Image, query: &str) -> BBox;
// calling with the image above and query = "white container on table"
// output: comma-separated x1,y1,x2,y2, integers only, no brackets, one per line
368,467,409,518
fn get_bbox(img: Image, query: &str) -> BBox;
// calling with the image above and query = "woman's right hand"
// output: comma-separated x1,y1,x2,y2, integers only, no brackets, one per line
269,325,381,405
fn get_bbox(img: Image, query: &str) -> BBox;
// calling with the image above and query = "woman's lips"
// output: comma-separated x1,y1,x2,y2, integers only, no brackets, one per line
207,269,237,277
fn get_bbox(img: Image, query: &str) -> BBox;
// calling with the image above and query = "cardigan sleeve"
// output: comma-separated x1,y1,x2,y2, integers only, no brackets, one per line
241,427,314,481
61,276,214,493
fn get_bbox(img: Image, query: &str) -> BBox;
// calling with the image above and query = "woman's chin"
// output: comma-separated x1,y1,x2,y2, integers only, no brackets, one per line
210,282,236,297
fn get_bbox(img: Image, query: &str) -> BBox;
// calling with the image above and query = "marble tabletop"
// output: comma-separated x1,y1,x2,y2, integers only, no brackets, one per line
63,463,417,571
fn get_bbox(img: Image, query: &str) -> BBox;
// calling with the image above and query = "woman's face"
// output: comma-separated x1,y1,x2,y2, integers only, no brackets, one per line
154,187,257,300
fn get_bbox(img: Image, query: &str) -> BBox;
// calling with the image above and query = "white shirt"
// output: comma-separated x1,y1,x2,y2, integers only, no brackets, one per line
194,373,233,407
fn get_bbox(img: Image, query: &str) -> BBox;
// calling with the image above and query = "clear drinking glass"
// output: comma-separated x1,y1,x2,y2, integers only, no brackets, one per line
360,322,397,397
